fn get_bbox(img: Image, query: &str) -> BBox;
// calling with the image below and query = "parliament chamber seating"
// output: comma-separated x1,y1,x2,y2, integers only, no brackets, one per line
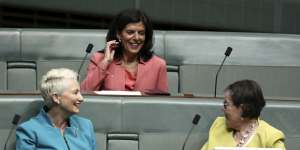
0,28,300,149
0,95,299,150
1,28,300,98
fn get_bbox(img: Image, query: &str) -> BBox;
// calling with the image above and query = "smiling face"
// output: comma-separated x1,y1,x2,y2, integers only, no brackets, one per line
118,21,145,56
223,90,243,130
56,79,83,115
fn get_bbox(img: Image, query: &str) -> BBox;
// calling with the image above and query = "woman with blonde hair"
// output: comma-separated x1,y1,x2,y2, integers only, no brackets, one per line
16,68,96,150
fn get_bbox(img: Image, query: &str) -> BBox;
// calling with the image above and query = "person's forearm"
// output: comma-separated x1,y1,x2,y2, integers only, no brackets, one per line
81,62,108,91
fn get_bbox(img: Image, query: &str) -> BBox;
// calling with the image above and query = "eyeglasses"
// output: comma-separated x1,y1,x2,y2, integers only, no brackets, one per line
223,100,233,109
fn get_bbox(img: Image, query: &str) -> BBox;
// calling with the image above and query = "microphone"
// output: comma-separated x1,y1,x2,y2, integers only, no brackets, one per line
4,114,21,150
77,43,94,79
182,114,201,150
214,47,233,98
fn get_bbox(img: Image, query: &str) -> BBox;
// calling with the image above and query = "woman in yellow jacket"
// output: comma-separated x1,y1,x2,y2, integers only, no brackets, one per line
201,80,285,150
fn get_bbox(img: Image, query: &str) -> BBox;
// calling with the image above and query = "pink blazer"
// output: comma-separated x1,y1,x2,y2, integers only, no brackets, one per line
80,52,169,93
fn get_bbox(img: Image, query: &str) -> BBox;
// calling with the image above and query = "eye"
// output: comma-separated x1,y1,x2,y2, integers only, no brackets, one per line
138,31,145,36
73,89,79,95
126,30,135,35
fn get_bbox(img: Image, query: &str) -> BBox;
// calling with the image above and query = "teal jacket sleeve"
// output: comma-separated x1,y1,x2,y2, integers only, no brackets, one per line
16,124,36,150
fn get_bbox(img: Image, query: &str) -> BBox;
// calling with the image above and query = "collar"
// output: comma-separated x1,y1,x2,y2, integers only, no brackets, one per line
37,106,80,137
114,58,146,65
38,106,78,129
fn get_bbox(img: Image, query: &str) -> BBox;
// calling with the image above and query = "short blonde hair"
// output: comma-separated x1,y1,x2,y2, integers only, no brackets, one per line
40,68,78,108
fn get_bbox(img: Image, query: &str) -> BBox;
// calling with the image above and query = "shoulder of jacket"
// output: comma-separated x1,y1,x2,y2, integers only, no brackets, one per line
149,55,166,65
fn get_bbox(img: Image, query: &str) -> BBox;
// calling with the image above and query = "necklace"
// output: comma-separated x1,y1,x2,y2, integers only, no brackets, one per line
234,120,258,147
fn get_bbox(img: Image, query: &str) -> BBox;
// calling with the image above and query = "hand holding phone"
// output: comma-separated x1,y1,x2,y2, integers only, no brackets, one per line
103,40,119,64
109,40,120,51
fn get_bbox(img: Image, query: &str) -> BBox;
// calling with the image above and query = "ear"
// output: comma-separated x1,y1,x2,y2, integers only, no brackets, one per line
52,93,61,104
238,104,244,117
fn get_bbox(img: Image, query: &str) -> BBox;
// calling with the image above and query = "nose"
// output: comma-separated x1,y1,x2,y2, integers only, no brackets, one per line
133,32,140,40
78,92,84,102
222,107,225,113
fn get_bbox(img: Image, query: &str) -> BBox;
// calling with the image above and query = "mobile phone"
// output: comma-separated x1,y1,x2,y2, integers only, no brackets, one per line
110,40,120,51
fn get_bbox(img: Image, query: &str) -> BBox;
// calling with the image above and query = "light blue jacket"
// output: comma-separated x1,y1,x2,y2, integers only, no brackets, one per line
16,107,97,150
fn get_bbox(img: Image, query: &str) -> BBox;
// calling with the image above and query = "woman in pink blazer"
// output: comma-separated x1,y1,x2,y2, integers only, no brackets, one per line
81,9,168,94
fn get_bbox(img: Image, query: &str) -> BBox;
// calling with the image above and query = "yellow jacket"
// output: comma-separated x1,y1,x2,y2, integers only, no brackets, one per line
201,117,285,150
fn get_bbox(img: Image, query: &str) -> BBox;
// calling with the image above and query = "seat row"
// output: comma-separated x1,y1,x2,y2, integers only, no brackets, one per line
0,95,299,150
1,28,300,99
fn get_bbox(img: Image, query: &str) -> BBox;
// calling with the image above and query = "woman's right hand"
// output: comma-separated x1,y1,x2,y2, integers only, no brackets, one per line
102,40,119,64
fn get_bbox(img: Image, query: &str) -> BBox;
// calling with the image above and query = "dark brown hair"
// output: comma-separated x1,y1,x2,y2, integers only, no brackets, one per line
106,8,153,62
225,79,266,119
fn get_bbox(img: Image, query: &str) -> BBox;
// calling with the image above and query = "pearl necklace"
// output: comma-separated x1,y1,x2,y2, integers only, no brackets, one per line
234,120,258,147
